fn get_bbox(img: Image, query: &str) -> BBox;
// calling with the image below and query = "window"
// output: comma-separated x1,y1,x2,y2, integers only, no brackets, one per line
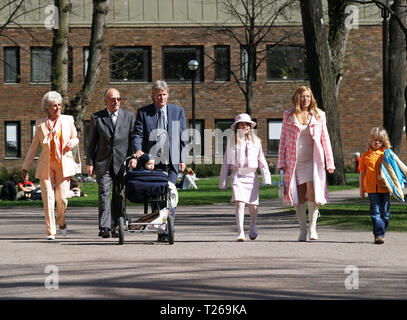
188,120,204,157
31,47,51,82
4,47,20,83
214,46,230,81
83,47,89,78
68,46,73,83
110,47,151,82
31,120,41,158
267,119,282,156
163,46,204,82
83,120,90,157
214,119,234,159
5,121,20,158
31,47,73,83
267,45,305,80
240,46,256,81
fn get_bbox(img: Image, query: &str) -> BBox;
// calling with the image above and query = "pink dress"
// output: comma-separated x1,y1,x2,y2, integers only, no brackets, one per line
219,137,271,205
295,123,314,185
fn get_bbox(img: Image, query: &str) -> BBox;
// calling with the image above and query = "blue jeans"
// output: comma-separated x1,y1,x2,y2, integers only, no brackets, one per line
368,193,391,237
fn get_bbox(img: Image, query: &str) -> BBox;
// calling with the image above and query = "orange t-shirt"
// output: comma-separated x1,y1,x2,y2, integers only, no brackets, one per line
50,129,62,163
358,148,388,193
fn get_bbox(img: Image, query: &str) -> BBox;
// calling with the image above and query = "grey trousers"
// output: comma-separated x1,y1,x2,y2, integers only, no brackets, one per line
96,166,123,231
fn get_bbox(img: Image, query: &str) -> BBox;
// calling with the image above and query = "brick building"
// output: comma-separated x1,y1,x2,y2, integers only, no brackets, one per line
1,1,405,174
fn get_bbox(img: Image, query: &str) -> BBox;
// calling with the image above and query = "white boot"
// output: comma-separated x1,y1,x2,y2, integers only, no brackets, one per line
308,202,319,240
295,203,307,241
235,202,246,241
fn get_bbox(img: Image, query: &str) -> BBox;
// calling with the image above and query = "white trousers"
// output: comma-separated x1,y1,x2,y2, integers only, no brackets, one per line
40,160,70,236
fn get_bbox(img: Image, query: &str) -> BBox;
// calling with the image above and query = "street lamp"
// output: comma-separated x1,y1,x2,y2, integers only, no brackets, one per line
380,0,394,122
188,59,199,171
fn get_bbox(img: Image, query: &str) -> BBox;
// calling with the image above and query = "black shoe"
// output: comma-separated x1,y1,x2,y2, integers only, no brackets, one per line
157,234,169,242
111,229,119,238
98,228,110,238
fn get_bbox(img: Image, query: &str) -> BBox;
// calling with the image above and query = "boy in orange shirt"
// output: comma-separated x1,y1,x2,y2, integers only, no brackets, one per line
359,127,391,244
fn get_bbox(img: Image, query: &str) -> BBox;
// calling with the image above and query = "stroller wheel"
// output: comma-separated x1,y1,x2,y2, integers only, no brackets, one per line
168,215,175,245
118,216,125,245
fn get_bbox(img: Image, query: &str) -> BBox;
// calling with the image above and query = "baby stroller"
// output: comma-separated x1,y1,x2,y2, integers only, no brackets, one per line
117,157,177,245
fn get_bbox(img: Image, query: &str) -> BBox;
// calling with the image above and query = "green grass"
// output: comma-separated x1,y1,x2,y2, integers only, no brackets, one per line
2,173,406,232
318,203,407,232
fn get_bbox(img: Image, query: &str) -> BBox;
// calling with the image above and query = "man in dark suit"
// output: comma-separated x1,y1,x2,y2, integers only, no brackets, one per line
86,88,137,238
133,80,187,241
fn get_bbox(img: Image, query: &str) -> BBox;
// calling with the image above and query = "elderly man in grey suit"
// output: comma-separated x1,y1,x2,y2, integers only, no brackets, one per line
86,88,137,238
133,80,187,241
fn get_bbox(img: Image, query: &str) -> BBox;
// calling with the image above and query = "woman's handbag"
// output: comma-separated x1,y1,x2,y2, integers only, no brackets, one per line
278,169,285,199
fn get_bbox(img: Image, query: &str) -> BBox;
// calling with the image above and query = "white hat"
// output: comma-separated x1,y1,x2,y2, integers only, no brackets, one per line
355,152,360,157
231,113,256,129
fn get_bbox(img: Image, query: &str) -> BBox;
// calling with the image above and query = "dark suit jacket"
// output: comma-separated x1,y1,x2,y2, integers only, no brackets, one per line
133,103,187,173
86,108,136,176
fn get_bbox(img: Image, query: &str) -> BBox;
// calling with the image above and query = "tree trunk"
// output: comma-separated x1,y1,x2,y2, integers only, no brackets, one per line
327,0,352,98
68,0,109,136
51,0,71,111
387,0,405,154
300,0,346,185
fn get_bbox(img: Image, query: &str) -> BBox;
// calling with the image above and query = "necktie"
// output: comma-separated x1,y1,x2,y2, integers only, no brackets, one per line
158,109,165,130
157,109,167,157
111,113,116,130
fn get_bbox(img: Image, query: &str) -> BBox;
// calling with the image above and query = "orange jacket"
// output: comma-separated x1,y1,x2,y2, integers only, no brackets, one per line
359,148,388,193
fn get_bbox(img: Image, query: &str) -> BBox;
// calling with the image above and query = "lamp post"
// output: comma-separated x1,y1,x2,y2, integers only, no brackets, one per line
380,0,394,123
188,59,199,171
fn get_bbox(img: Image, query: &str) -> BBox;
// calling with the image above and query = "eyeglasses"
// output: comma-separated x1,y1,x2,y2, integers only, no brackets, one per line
110,97,121,102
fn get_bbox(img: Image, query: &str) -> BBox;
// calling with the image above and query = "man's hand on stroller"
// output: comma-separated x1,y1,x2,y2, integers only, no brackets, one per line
134,150,144,158
179,162,186,173
128,158,138,168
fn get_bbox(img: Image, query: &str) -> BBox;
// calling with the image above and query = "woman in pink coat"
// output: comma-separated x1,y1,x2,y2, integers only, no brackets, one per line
220,113,271,242
277,86,335,241
22,91,81,240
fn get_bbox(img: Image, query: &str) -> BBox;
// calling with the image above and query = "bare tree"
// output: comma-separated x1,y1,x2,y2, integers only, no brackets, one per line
327,0,355,97
300,0,347,185
353,0,407,153
51,0,72,111
50,0,109,137
217,0,297,115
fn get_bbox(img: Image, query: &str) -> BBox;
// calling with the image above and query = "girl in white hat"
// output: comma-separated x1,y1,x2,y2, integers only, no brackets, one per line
219,113,271,241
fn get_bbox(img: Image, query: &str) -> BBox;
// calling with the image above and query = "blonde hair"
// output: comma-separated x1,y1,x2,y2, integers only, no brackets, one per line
291,85,320,120
368,127,391,150
234,125,257,146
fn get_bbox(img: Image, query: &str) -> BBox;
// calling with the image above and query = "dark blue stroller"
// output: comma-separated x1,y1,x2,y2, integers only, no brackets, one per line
118,157,176,245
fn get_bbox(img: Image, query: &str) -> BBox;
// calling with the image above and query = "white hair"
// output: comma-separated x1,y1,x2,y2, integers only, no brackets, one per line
152,80,169,94
42,91,62,113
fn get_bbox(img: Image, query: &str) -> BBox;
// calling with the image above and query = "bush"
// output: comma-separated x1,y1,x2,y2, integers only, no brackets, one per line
0,167,38,185
194,164,222,177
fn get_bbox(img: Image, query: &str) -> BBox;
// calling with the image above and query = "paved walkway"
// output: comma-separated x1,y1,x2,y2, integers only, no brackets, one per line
1,188,407,300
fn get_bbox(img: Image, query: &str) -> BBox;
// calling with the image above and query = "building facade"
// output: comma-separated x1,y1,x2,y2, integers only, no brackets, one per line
1,0,405,174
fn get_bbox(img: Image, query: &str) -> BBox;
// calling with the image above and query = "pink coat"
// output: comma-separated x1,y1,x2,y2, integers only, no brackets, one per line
277,109,335,206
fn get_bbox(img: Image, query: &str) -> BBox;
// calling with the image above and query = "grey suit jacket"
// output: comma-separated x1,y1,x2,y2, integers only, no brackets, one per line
86,108,136,176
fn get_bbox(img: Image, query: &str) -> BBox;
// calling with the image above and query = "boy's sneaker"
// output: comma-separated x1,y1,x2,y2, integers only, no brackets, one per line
374,236,385,244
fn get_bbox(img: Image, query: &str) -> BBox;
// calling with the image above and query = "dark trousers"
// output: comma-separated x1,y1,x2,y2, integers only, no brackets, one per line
368,192,391,236
96,163,123,231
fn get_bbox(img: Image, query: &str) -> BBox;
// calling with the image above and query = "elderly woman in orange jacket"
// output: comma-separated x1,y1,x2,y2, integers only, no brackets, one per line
277,86,335,242
22,91,81,240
